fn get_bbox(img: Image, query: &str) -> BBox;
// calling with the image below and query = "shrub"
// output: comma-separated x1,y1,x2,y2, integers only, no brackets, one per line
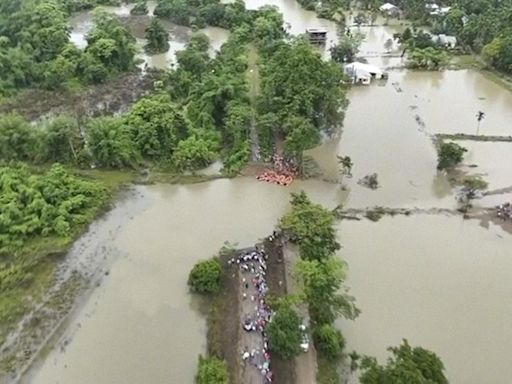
195,355,229,384
437,142,467,170
188,258,222,294
267,305,302,359
313,324,344,360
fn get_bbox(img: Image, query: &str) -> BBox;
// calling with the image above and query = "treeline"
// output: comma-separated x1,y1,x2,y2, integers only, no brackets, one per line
391,0,512,73
278,192,358,381
0,1,137,95
0,163,107,340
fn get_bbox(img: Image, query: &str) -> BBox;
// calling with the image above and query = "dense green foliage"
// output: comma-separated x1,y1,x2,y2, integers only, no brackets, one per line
130,0,148,15
396,0,512,73
295,258,358,324
172,136,217,172
266,304,302,359
145,19,169,54
0,164,107,256
360,340,448,384
258,38,347,160
437,141,467,169
280,192,340,261
188,258,222,294
313,323,345,360
195,355,229,384
86,117,138,168
407,47,449,69
0,3,137,94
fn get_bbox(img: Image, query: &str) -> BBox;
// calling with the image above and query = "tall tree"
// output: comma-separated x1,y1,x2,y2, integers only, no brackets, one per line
145,18,170,54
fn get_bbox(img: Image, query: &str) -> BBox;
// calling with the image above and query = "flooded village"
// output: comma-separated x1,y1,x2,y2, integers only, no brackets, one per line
1,0,512,384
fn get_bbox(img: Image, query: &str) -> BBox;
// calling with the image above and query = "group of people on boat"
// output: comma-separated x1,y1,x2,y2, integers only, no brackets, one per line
230,245,274,383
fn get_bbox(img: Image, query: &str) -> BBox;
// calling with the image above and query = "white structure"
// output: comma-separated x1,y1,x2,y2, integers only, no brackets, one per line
432,34,457,48
380,3,400,17
344,62,384,85
427,4,451,16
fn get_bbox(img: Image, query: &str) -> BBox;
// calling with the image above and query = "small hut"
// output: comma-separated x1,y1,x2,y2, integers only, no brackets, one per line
306,28,327,46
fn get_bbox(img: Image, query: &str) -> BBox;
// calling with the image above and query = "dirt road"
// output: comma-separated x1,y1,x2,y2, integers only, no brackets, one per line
283,243,318,384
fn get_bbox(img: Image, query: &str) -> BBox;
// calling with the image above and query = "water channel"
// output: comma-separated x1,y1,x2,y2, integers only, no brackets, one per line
22,1,512,383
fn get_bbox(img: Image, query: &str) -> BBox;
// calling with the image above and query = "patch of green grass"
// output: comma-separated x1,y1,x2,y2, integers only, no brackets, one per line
317,352,341,384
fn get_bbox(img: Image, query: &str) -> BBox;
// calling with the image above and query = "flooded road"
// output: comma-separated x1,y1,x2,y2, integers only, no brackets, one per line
25,2,512,384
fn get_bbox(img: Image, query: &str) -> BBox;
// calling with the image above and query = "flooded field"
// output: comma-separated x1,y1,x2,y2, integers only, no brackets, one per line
20,2,512,384
338,215,512,384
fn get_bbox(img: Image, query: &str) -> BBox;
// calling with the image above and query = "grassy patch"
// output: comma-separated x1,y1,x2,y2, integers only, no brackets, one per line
365,206,386,222
317,352,340,384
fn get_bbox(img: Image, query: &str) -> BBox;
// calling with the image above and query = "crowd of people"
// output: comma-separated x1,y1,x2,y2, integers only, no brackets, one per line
496,203,512,220
228,239,276,383
256,154,298,187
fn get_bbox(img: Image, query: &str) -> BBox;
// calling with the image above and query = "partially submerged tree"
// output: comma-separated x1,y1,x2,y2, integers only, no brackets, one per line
188,258,222,294
359,339,448,384
280,192,340,261
457,176,488,213
130,1,148,15
437,142,467,170
145,18,170,54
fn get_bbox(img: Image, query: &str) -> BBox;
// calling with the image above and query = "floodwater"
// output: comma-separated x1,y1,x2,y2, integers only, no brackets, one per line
68,2,229,70
338,215,512,384
25,2,512,384
23,179,342,384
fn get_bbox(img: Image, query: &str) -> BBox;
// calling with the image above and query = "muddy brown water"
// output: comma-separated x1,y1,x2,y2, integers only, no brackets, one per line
20,2,512,384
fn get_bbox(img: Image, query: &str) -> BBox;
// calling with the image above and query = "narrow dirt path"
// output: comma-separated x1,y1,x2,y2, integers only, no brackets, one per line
247,44,261,162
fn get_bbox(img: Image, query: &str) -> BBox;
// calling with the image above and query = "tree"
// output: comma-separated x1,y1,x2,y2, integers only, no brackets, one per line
266,304,302,359
124,94,189,160
259,39,347,140
283,116,320,173
330,31,364,63
171,136,217,172
130,1,148,15
195,356,229,384
0,113,36,162
313,323,345,359
39,115,83,163
457,176,488,212
188,258,222,294
145,19,170,54
337,155,353,176
437,142,467,170
295,258,359,324
476,111,485,135
359,339,448,384
84,10,137,74
407,47,449,70
280,192,340,261
86,117,138,168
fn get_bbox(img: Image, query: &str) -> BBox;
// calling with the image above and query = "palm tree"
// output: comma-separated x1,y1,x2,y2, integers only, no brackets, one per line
476,111,485,135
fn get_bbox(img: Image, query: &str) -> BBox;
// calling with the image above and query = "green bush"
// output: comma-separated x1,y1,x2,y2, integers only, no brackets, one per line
437,142,467,170
313,324,344,360
195,355,229,384
267,305,302,359
188,258,222,294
